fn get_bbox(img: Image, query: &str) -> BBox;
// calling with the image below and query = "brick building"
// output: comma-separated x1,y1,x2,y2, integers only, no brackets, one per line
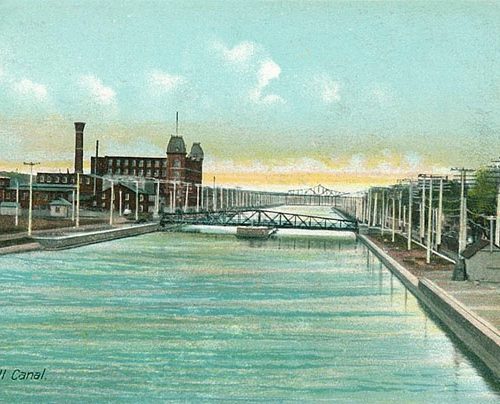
1,120,204,215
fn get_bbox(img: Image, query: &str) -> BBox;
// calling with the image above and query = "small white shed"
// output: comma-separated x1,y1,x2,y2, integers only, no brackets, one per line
49,198,72,218
0,201,21,216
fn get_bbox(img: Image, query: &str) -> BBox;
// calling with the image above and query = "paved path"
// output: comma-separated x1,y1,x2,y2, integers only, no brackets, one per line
425,270,500,331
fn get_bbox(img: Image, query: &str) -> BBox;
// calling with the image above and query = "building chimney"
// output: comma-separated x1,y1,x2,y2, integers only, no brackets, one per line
74,122,85,174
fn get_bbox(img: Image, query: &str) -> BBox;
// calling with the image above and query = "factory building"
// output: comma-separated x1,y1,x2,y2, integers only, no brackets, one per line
14,119,205,214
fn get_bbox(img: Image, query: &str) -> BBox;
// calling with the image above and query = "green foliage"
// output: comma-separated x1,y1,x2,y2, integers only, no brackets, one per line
468,168,499,217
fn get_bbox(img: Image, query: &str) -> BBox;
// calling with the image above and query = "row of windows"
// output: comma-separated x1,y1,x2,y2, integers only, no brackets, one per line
107,159,166,168
106,168,166,177
38,175,91,185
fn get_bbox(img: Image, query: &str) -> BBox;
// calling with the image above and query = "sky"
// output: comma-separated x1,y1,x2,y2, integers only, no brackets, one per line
0,0,499,190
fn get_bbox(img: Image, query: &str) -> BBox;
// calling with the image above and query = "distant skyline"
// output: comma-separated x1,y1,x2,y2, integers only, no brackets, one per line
1,1,499,190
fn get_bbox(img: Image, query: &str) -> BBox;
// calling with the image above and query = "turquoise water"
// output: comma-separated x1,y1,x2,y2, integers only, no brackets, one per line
0,228,499,401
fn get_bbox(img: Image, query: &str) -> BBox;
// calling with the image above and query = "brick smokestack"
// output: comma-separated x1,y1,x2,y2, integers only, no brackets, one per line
74,122,85,173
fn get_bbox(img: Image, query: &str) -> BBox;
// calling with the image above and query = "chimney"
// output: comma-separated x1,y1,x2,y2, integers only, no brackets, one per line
74,122,85,173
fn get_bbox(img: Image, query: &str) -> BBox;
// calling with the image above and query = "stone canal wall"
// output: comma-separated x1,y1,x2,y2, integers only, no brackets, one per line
358,234,500,380
33,223,159,250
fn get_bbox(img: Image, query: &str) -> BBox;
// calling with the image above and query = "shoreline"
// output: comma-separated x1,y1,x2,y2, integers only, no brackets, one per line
358,234,500,381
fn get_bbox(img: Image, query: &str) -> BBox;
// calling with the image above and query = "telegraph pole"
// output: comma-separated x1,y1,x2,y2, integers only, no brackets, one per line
76,172,80,228
408,181,413,251
135,180,139,221
420,176,426,242
452,167,474,255
426,177,433,264
23,161,40,236
109,179,114,225
15,179,19,227
437,177,444,249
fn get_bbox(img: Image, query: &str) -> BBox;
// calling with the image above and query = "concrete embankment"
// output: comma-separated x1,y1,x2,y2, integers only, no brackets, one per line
359,234,500,380
33,223,159,250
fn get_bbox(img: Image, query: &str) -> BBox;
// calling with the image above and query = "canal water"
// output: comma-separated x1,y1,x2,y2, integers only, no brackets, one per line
0,208,498,401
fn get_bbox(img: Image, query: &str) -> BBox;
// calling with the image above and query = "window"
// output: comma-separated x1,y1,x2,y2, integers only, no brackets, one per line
124,169,129,175
86,177,90,185
116,168,121,175
140,205,144,212
161,169,167,177
124,159,129,166
55,177,60,183
39,175,45,183
108,168,113,175
146,169,151,176
154,170,159,177
147,160,152,168
173,160,181,168
155,160,160,168
139,160,144,167
46,177,52,183
125,203,130,210
116,159,121,165
62,177,68,184
132,160,136,167
125,194,130,201
102,202,106,208
108,159,113,167
102,194,106,200
140,195,144,202
139,169,143,176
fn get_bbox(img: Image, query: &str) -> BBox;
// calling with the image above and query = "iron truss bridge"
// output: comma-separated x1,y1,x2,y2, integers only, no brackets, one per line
287,184,347,197
160,209,358,232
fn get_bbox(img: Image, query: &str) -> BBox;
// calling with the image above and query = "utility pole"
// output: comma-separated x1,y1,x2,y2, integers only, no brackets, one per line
496,185,500,247
154,179,160,219
76,172,80,228
420,176,426,242
119,188,123,216
398,191,402,232
196,184,201,212
213,176,216,211
15,179,19,227
71,189,75,222
23,161,40,236
372,191,378,227
437,177,444,249
426,177,433,264
392,196,396,242
109,179,114,225
452,167,474,255
135,180,139,221
381,190,385,235
408,181,413,251
184,182,190,212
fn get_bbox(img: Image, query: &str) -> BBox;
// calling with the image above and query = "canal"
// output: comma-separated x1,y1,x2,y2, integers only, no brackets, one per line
0,207,498,401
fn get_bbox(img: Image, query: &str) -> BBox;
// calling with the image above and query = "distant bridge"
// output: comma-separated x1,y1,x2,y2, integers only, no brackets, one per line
160,209,358,232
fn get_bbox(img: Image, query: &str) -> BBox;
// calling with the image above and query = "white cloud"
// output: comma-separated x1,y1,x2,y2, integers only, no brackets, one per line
212,39,285,105
12,78,48,101
249,59,285,105
147,70,186,94
313,74,340,103
78,75,116,105
213,40,256,68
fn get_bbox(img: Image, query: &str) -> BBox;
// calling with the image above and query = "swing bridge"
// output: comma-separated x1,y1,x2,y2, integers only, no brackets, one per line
160,208,358,232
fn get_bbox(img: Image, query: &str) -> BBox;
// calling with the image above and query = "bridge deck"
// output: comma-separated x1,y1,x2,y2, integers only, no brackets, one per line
160,209,358,232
